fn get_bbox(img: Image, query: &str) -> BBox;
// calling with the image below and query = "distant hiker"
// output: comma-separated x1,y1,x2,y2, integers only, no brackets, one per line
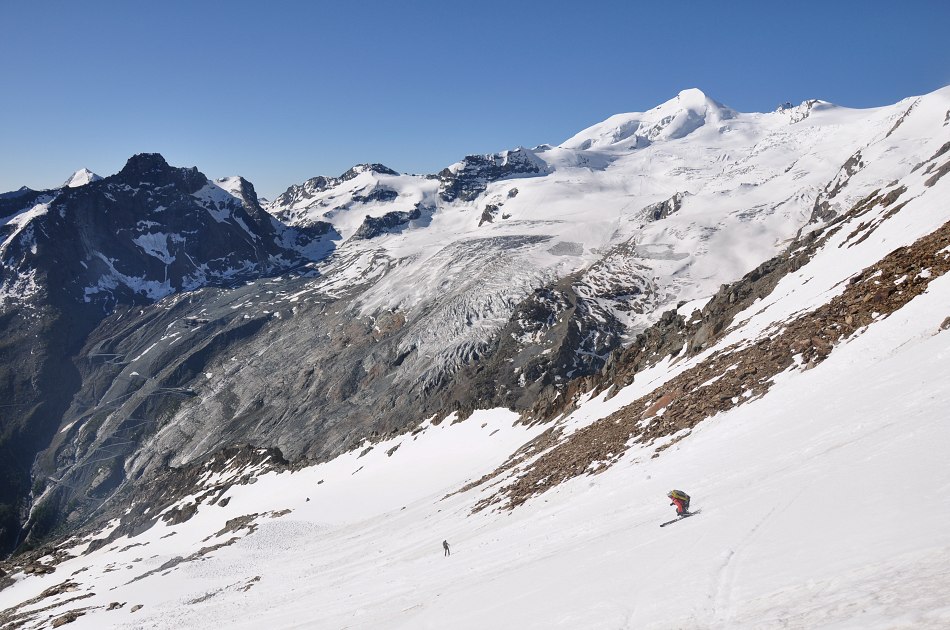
667,489,691,516
443,540,451,556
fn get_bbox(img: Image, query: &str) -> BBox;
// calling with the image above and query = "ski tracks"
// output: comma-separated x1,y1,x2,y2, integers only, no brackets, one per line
709,489,805,627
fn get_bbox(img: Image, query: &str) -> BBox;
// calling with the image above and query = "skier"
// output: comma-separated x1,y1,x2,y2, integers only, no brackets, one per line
667,489,690,516
443,540,451,557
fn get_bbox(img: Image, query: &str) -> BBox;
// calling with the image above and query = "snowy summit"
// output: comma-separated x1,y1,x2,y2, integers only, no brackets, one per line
61,167,102,188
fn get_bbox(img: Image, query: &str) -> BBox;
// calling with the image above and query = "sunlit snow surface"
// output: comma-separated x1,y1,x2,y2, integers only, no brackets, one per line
62,168,102,188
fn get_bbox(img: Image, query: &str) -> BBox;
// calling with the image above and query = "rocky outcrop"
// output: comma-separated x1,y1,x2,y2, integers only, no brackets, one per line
270,164,399,213
640,192,688,222
478,204,499,226
351,205,426,240
351,187,399,204
438,148,548,202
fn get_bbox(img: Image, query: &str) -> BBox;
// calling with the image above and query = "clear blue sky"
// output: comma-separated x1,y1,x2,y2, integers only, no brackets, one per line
2,0,948,198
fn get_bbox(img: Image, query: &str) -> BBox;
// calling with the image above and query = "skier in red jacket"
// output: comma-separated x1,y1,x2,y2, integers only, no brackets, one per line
668,489,690,516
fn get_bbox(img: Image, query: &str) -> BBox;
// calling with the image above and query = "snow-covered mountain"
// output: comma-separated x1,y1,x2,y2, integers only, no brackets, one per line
0,154,332,557
1,85,949,628
61,169,102,188
560,87,737,149
266,86,948,369
1,154,325,307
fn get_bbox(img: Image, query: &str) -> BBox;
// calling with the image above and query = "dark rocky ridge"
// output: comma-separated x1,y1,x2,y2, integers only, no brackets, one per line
438,148,548,202
0,186,36,202
0,154,330,554
271,163,399,216
351,204,428,240
2,153,320,306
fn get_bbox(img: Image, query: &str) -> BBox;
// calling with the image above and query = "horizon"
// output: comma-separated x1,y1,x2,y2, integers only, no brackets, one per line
2,0,949,198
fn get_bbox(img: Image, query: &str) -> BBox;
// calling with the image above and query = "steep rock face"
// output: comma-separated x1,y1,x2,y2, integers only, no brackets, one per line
2,153,322,308
351,204,429,240
0,154,330,553
437,148,549,202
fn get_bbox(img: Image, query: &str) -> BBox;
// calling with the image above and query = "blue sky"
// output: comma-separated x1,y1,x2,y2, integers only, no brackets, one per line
2,0,948,198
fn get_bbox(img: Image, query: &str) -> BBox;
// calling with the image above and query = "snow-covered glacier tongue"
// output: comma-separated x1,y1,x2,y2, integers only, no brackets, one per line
2,85,950,629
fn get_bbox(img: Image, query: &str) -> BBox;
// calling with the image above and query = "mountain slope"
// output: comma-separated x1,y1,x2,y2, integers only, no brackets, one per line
0,154,330,552
1,180,948,627
0,85,948,573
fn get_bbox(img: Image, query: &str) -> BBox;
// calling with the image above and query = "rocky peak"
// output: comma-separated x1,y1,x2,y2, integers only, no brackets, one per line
0,185,35,201
438,147,549,202
118,152,171,176
271,164,398,209
340,163,399,181
777,99,834,124
114,153,205,192
216,176,262,210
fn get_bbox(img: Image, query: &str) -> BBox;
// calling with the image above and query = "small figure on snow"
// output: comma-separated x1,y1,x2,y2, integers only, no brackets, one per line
667,489,691,516
443,540,451,557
